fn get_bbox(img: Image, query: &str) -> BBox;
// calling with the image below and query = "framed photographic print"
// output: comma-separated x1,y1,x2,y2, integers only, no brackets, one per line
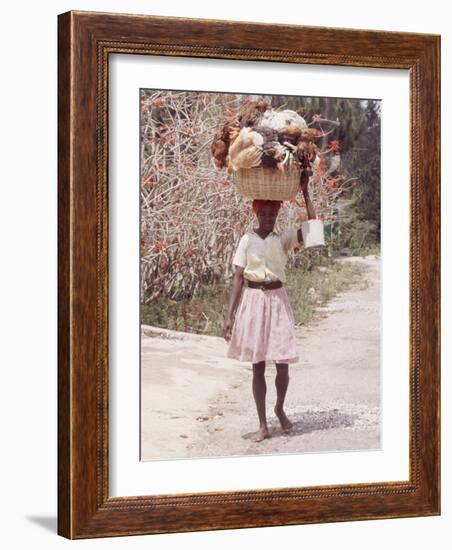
58,10,440,539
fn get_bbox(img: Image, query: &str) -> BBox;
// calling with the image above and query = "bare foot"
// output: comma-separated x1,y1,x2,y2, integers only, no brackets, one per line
274,406,293,433
252,425,270,442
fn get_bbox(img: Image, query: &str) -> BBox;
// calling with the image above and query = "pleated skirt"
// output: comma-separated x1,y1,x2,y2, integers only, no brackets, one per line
227,286,300,365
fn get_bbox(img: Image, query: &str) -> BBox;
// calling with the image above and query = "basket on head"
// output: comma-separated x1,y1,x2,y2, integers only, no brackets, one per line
231,165,300,200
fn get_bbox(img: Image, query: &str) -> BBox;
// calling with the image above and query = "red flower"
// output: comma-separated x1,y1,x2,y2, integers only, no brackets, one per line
151,98,166,107
329,140,340,152
154,242,168,251
327,178,338,189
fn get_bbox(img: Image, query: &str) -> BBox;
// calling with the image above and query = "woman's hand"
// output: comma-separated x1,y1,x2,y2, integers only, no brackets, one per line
223,317,234,342
224,268,244,342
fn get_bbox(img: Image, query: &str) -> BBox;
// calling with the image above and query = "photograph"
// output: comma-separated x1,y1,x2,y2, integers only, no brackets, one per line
139,89,382,460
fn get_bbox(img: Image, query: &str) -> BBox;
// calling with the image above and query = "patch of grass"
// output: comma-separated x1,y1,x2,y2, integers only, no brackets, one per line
286,260,369,327
141,258,371,336
141,282,230,336
358,243,380,257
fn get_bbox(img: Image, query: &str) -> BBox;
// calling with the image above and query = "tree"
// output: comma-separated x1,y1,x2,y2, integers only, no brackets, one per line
339,100,381,249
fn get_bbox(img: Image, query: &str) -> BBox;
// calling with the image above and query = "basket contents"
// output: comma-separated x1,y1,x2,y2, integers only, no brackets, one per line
210,101,320,197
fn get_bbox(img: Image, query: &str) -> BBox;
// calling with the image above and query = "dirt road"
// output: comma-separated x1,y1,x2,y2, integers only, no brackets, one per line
141,255,380,461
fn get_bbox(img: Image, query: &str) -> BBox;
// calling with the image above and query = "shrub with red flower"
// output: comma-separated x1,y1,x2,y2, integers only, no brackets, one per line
329,140,340,152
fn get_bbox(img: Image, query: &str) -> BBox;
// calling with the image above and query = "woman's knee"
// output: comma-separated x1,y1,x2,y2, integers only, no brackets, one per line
252,361,266,376
276,362,289,374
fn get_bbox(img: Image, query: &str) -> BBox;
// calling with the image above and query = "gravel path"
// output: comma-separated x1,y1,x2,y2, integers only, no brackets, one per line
141,255,381,461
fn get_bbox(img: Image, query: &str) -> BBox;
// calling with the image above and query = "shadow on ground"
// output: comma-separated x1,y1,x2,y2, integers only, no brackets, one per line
242,407,358,440
26,516,57,533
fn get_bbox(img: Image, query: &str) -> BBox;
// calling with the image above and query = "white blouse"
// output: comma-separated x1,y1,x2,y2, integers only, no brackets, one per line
232,228,301,283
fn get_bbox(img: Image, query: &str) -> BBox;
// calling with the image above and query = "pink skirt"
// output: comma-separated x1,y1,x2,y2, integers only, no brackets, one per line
227,286,300,365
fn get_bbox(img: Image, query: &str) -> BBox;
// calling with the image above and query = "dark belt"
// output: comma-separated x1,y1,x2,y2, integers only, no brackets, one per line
246,280,283,290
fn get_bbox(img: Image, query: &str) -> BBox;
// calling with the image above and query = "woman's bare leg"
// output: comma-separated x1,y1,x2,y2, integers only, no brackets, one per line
252,361,270,442
274,363,293,432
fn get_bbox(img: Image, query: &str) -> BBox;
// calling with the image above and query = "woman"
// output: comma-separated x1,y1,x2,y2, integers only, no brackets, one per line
223,179,317,442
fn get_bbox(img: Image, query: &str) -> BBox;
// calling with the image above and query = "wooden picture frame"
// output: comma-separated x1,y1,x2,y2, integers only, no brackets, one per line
57,10,440,539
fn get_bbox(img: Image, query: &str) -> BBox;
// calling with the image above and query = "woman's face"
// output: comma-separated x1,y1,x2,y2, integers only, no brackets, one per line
257,203,278,231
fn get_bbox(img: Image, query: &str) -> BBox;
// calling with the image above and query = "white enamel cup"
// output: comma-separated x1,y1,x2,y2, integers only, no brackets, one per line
301,219,326,248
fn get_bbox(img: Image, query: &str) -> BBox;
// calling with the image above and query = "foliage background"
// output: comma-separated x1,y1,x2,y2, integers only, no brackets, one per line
140,90,381,305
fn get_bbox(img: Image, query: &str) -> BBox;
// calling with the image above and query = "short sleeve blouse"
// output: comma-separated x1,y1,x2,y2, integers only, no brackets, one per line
232,228,301,283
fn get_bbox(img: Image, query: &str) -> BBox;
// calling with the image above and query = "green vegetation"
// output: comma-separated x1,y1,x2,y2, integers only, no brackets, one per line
141,257,371,336
141,281,230,336
286,259,370,327
330,99,381,253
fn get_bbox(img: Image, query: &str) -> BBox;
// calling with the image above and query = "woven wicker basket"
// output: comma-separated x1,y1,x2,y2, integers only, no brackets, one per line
231,165,300,200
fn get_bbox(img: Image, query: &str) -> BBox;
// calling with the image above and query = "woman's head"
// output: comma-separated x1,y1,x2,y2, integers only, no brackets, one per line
252,199,282,231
